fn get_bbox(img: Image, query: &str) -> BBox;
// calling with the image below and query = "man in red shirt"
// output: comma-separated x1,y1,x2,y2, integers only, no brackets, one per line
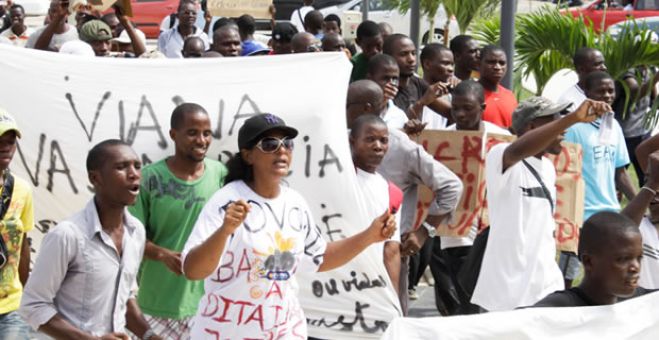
479,45,517,129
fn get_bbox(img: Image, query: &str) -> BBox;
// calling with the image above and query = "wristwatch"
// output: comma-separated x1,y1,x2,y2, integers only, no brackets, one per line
143,329,156,340
422,221,437,238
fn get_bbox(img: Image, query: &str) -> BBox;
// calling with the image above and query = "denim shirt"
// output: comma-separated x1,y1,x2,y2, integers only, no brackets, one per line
19,199,145,336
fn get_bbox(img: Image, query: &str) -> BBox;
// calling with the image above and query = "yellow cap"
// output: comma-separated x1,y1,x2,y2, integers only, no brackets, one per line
0,108,21,138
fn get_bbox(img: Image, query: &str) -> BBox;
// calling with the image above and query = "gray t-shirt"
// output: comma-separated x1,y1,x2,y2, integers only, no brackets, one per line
615,69,653,138
26,24,79,51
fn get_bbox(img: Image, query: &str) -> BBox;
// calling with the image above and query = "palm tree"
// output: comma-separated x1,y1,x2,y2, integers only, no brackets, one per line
385,0,501,43
475,8,659,100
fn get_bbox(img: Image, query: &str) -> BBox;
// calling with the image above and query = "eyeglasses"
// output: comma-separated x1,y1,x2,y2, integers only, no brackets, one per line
256,137,294,153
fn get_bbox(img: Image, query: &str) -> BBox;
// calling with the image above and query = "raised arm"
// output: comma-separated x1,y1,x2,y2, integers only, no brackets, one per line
318,211,396,272
636,134,659,173
33,1,68,51
622,151,659,225
183,200,250,280
615,166,637,201
502,99,609,172
115,6,146,57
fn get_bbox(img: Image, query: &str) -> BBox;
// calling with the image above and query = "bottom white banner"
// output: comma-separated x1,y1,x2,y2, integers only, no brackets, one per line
382,292,659,340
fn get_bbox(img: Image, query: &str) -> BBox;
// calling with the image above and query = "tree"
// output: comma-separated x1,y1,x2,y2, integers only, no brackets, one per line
385,0,501,44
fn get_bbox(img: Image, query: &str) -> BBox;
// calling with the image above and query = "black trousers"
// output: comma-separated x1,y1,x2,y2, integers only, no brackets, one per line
428,239,482,315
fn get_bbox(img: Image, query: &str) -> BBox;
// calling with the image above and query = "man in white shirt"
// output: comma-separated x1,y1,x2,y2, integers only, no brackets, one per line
350,114,403,297
290,0,314,33
20,140,161,340
0,4,33,47
26,0,78,51
158,0,209,58
557,47,608,109
471,96,610,311
346,80,463,314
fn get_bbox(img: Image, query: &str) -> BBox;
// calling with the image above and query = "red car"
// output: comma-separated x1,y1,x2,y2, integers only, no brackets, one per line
568,0,659,32
126,0,178,39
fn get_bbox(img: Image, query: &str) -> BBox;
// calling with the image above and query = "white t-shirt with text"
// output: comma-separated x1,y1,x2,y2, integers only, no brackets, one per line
471,143,564,311
182,180,327,339
440,122,511,249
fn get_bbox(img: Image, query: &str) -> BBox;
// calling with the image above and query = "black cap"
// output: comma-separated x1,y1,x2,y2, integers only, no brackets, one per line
272,22,298,42
238,113,299,149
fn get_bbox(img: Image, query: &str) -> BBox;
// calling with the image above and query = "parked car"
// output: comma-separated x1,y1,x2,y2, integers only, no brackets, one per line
128,0,347,39
126,0,178,39
320,0,459,43
567,0,659,32
606,15,659,38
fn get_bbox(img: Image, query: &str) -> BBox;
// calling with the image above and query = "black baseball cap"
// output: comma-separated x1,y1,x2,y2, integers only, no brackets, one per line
238,113,299,149
272,22,298,42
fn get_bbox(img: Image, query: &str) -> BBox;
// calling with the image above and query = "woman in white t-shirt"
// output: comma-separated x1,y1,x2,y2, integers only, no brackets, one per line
182,113,396,339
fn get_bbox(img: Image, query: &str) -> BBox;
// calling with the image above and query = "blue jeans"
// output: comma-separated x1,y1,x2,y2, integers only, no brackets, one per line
0,311,32,340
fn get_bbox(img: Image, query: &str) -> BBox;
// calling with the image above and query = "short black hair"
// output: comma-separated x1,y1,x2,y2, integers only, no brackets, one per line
579,211,640,258
183,36,204,50
573,47,601,69
304,10,324,32
324,14,341,27
347,80,383,109
583,71,614,92
383,33,411,56
177,0,196,13
450,34,474,55
356,20,380,40
10,4,25,13
367,53,398,75
453,80,485,104
212,17,236,34
479,44,505,61
170,103,208,130
236,14,256,36
86,139,129,172
420,43,451,64
350,114,387,139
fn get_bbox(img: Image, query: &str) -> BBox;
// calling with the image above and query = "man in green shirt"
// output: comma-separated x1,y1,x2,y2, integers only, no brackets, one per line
129,103,227,338
350,20,383,83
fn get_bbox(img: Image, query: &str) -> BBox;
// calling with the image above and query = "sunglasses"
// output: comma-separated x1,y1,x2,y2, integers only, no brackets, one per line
256,137,294,153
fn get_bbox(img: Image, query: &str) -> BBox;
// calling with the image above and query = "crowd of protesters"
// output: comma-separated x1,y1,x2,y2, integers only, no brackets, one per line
1,0,659,338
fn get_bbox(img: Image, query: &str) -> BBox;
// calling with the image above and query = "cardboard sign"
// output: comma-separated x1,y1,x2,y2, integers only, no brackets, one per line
413,130,583,253
207,0,272,18
547,142,584,253
72,0,133,17
412,130,513,237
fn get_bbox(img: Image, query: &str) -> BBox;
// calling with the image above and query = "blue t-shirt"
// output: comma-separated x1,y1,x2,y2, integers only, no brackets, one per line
565,118,629,220
241,39,267,56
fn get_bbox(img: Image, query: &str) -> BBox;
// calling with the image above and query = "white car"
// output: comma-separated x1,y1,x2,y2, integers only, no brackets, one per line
321,0,459,44
606,15,659,40
12,0,49,16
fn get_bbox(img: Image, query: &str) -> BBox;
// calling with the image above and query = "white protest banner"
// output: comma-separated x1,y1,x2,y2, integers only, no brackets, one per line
381,291,659,340
0,45,400,339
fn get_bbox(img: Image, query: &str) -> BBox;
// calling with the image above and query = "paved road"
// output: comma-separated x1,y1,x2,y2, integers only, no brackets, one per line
408,284,440,317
